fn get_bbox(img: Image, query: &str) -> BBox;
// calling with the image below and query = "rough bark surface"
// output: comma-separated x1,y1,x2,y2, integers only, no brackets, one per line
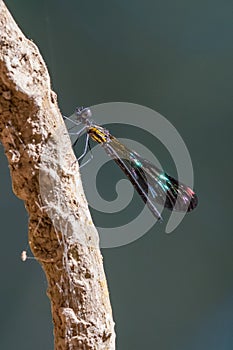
0,1,115,349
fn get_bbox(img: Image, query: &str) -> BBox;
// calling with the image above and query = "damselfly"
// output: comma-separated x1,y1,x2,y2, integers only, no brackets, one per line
64,107,198,221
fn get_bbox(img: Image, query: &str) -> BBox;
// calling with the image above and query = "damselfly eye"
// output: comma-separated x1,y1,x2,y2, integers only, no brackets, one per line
76,106,92,119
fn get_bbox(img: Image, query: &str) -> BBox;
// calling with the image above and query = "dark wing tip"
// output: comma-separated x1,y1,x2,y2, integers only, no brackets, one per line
187,191,198,212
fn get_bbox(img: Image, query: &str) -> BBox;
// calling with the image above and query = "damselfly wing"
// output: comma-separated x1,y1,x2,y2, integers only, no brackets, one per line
64,107,198,221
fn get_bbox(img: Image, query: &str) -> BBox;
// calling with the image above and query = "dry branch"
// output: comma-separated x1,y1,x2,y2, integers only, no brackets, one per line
0,1,115,349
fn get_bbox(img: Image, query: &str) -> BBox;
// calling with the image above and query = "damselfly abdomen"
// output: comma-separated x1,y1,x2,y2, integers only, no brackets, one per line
65,107,198,221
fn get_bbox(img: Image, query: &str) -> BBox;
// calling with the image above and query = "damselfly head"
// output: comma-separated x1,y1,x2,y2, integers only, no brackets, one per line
75,106,93,126
75,106,92,120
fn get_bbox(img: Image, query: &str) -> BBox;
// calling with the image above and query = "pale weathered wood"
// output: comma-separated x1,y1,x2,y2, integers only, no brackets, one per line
0,1,115,349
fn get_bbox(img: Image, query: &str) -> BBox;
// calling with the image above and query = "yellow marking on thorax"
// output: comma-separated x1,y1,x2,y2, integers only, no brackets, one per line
88,127,109,144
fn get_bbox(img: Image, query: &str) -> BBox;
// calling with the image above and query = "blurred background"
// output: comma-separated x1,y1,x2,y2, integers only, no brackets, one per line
0,0,232,349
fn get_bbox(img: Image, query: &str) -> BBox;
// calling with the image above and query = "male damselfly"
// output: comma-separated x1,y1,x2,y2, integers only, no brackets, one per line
64,107,198,221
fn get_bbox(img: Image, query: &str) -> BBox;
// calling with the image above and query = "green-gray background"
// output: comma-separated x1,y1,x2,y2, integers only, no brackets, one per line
0,1,232,349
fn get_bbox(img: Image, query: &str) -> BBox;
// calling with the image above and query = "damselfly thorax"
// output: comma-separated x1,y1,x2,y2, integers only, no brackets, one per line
88,126,112,144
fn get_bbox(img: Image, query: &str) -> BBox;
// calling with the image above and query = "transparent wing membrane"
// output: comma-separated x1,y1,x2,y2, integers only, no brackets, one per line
64,107,198,221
